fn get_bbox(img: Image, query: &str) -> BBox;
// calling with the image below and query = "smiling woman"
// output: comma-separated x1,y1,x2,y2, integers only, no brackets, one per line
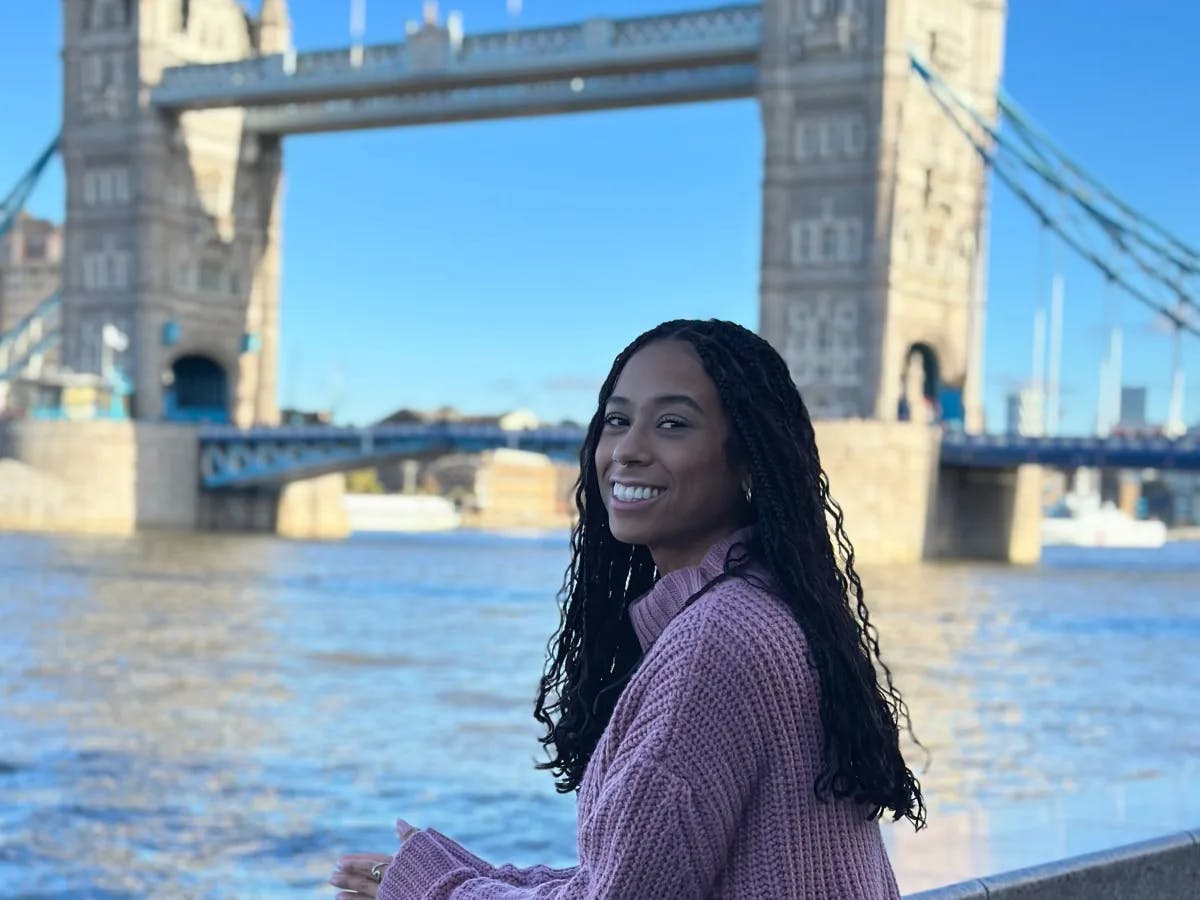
596,341,751,575
332,319,925,900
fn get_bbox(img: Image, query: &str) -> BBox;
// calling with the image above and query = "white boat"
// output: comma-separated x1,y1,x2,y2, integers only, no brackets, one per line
1041,493,1166,549
343,493,461,533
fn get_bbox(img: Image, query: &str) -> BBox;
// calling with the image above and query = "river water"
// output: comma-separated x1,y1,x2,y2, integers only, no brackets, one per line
1,530,1197,898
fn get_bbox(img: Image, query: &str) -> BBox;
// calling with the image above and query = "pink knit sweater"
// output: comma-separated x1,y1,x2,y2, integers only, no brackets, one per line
379,528,901,899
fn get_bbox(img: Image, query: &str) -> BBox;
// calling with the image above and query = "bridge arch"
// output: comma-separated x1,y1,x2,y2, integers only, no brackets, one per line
164,353,230,423
898,342,941,424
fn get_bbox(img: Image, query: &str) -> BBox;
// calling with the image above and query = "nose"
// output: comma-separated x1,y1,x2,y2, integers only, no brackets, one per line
611,424,651,467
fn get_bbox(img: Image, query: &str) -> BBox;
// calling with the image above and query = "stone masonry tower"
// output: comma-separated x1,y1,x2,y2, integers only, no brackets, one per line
759,0,1005,428
60,0,287,425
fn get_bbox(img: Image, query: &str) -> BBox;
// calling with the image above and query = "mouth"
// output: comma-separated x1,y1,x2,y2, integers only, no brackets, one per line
610,481,666,509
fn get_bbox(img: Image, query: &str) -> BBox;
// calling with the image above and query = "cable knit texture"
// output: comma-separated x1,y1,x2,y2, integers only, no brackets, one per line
378,527,901,899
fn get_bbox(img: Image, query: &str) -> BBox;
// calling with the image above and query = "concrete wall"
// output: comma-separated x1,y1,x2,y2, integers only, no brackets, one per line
815,420,941,565
275,473,349,539
0,420,345,539
927,463,1043,564
135,423,200,528
814,422,1041,565
195,473,348,539
905,828,1200,900
0,419,197,534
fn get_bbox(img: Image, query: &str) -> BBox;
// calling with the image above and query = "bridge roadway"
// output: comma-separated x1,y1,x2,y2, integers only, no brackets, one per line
198,424,1200,490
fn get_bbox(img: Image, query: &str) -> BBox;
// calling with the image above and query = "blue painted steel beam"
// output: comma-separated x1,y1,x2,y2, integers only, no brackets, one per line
198,424,587,489
939,432,1200,471
199,425,1200,490
0,136,59,241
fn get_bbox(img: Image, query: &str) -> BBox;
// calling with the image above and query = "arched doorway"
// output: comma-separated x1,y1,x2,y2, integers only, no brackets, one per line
898,343,941,424
164,354,229,423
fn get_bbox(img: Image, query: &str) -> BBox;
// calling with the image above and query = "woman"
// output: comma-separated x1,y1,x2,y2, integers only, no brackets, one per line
331,319,925,899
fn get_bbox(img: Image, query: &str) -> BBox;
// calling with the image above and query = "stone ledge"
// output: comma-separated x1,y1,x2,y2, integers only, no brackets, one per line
904,829,1200,900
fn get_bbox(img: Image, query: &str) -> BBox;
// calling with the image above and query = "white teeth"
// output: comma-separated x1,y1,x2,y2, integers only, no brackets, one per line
613,483,664,502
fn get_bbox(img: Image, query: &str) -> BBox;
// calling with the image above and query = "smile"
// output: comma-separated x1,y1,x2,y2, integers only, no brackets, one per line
612,482,666,504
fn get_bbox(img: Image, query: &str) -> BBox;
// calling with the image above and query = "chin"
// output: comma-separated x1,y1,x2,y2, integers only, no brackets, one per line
607,517,656,548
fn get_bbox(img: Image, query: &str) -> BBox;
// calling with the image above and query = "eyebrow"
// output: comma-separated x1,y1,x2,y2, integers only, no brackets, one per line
607,394,705,414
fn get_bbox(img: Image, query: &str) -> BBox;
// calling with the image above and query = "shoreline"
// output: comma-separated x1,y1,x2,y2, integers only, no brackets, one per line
1166,526,1200,542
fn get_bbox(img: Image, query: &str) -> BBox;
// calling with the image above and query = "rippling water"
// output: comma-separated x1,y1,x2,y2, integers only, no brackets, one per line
1,530,1197,897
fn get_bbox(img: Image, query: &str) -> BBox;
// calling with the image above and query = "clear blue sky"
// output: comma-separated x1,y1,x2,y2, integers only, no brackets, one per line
2,1,1197,431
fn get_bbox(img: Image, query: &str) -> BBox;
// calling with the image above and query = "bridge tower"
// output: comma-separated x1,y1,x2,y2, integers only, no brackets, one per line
59,0,287,425
758,0,1005,429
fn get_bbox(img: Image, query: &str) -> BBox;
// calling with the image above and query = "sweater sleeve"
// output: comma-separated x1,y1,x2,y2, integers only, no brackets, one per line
380,758,726,899
420,829,579,887
378,616,766,900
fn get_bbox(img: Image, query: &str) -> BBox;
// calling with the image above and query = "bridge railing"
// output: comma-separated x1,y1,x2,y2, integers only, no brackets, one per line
151,4,762,110
940,430,1200,470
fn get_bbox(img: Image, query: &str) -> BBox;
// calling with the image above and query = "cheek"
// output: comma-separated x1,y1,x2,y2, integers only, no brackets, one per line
593,439,611,481
680,448,737,503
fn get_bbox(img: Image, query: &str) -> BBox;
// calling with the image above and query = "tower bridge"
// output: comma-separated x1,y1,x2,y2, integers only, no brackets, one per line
48,0,1003,429
5,0,1195,560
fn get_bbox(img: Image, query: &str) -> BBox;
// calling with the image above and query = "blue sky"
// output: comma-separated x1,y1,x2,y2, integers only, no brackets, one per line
2,1,1197,431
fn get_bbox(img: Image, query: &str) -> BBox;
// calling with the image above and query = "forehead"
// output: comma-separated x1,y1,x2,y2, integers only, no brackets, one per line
612,340,716,402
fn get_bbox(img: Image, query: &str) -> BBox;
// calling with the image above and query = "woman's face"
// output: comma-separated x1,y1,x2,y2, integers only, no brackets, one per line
594,339,747,574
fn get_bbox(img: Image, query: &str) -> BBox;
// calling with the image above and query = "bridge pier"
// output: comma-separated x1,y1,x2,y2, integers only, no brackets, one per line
0,420,199,534
927,464,1043,564
196,473,349,540
815,421,1041,565
0,420,347,539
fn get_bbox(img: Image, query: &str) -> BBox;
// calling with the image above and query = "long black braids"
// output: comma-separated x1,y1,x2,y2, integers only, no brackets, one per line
532,318,926,829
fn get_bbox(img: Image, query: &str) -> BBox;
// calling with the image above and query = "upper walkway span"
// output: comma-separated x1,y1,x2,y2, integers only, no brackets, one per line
150,5,762,133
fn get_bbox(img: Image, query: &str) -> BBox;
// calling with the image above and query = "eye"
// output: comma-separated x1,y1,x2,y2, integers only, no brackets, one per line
658,417,687,430
603,412,628,427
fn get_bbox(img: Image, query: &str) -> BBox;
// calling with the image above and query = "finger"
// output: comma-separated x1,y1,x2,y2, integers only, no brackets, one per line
331,856,390,895
330,867,380,897
336,853,393,865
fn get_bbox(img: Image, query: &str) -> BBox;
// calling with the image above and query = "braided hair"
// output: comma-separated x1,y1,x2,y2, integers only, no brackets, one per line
532,319,926,828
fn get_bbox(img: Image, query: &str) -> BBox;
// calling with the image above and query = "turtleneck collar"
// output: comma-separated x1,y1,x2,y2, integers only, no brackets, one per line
628,526,756,653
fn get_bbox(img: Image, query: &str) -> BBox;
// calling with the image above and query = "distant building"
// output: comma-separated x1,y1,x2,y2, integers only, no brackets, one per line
0,213,62,334
372,406,557,502
424,447,575,530
279,408,332,426
374,405,540,430
375,407,426,425
1119,386,1148,429
1004,387,1043,436
498,408,539,431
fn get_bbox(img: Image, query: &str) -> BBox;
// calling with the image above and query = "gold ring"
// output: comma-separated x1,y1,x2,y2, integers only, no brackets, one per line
370,861,386,883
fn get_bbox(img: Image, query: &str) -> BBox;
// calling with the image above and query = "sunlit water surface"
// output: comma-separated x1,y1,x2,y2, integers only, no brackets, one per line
1,531,1197,897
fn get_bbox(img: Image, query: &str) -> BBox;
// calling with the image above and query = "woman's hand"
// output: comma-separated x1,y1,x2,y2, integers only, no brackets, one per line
329,820,421,897
329,853,393,899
